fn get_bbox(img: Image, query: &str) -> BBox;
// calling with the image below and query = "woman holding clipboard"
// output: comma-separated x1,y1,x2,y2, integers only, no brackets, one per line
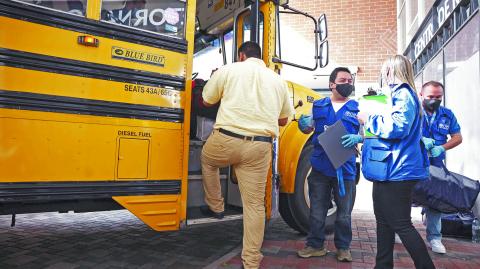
358,55,435,269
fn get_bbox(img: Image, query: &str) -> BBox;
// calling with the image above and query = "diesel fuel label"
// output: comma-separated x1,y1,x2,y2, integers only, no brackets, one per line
112,46,165,67
118,130,151,138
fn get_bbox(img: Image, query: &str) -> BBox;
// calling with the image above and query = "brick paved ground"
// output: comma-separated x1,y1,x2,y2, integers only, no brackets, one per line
214,211,480,269
1,210,479,269
0,210,243,269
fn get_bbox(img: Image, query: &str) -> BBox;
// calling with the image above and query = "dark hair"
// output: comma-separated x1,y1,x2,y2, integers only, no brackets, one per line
329,67,351,83
238,41,262,59
422,80,444,92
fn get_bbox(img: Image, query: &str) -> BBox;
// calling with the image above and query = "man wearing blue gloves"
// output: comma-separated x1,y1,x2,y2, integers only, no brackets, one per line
297,67,361,262
420,81,463,254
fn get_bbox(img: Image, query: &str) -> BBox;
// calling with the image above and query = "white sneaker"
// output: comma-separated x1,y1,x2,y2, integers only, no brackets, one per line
394,234,402,244
429,239,446,254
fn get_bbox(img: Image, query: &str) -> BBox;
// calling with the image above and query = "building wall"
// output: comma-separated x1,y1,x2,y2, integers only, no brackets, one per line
400,0,479,179
284,0,397,85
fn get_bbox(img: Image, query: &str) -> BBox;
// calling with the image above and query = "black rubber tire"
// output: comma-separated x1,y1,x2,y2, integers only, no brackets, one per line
279,144,337,234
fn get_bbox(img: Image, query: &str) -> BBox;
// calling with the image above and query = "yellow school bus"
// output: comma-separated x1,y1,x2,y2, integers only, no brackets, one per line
0,0,330,233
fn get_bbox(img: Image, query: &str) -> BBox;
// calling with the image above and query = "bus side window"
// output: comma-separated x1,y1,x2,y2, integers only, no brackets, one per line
233,10,264,62
193,38,224,80
224,31,234,64
18,0,86,16
66,0,85,16
100,0,187,39
242,13,264,51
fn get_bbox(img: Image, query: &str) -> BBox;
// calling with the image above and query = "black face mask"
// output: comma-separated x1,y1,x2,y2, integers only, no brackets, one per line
423,99,441,112
335,83,354,97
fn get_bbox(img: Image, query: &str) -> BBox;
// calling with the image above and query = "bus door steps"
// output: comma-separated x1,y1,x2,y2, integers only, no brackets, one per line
113,194,181,232
186,214,243,226
186,206,242,226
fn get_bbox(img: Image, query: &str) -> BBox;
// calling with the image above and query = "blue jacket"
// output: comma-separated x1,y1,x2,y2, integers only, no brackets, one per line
311,97,360,180
422,106,461,166
362,83,429,181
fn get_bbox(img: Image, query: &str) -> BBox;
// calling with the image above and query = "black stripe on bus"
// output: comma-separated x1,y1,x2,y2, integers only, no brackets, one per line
0,90,184,122
0,180,181,202
0,0,188,53
0,48,185,90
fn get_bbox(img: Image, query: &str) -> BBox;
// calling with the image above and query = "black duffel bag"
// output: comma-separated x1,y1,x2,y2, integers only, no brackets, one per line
412,164,480,213
441,212,475,238
189,79,220,138
191,79,220,120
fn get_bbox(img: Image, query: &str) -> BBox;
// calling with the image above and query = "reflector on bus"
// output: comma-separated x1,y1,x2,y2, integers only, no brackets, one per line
77,35,99,47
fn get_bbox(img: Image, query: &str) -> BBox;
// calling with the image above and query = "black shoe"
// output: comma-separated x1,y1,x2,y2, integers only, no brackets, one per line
200,206,224,219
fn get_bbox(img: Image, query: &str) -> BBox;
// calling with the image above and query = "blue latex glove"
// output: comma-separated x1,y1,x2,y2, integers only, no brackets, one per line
298,114,314,134
430,145,445,157
341,134,362,148
421,137,435,150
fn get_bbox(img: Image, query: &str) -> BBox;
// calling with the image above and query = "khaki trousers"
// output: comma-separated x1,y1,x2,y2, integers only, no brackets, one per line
201,130,272,269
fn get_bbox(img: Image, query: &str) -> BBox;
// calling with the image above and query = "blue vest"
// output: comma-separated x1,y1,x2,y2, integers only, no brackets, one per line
361,84,429,182
310,97,360,180
422,106,461,166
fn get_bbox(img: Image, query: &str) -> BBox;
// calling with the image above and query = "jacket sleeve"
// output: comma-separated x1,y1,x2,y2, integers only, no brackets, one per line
449,112,461,134
364,88,418,139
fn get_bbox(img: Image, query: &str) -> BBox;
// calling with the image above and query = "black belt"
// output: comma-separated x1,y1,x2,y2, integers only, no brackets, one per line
218,128,272,143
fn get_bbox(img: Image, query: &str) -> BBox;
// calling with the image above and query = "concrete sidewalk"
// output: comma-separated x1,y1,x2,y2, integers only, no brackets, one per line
210,211,480,269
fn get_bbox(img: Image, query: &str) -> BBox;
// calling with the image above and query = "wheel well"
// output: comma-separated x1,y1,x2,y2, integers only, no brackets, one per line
278,121,313,194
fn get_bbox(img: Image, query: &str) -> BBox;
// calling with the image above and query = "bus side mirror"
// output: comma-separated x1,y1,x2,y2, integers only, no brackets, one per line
318,40,329,68
318,14,327,42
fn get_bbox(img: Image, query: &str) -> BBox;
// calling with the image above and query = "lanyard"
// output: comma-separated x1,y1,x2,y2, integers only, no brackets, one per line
336,168,345,197
425,110,437,136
